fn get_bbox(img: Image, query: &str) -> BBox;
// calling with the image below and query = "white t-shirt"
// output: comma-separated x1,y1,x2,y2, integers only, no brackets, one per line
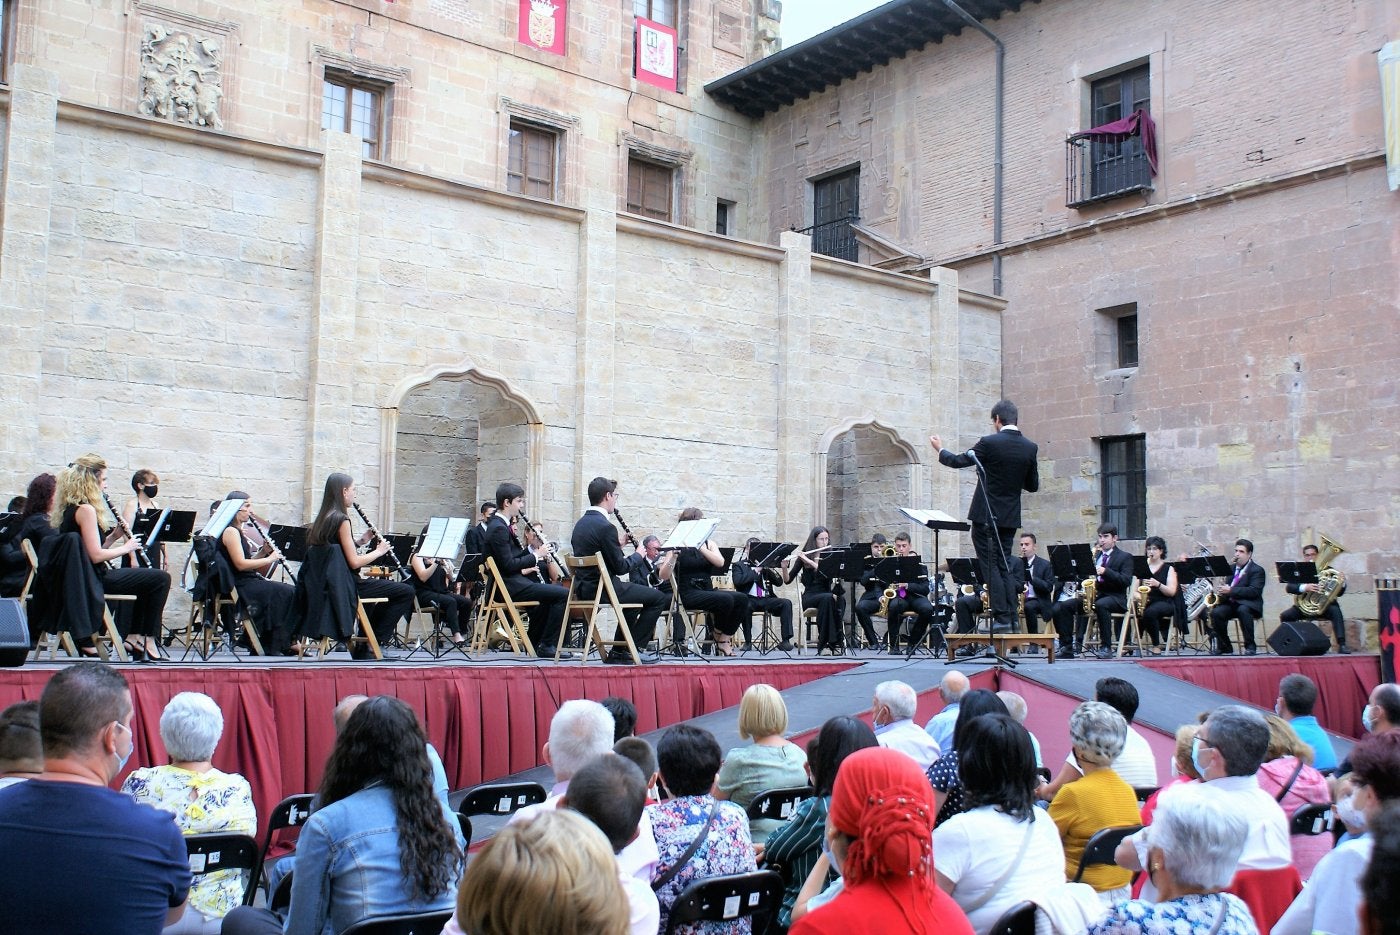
934,806,1066,934
1271,835,1371,935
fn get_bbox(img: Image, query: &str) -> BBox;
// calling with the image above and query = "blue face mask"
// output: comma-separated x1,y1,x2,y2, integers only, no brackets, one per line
1191,737,1210,777
1363,705,1376,733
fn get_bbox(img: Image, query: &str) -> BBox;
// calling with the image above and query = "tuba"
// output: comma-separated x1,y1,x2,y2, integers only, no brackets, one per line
1296,534,1346,616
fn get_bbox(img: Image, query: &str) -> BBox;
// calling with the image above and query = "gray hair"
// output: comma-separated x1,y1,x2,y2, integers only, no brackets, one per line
159,692,225,762
1150,781,1249,890
1069,700,1127,767
548,700,615,781
997,690,1028,723
1204,705,1270,776
875,680,918,721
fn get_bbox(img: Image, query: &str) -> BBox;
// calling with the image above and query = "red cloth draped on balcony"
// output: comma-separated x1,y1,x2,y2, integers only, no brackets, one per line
1074,108,1158,175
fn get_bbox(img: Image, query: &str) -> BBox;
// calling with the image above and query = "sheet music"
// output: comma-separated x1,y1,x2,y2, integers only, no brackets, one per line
419,516,469,560
899,507,959,525
199,499,243,539
661,519,719,549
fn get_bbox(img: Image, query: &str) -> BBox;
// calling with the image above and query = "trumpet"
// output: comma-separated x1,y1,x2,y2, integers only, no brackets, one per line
881,544,897,557
101,491,151,568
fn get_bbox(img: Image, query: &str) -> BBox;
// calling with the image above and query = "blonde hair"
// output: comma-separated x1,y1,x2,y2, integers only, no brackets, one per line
738,683,789,740
52,453,111,530
1174,723,1202,780
1264,713,1314,765
457,810,628,935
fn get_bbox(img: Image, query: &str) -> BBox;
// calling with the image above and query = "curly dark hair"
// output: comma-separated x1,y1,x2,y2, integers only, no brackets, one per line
318,696,461,901
20,474,56,520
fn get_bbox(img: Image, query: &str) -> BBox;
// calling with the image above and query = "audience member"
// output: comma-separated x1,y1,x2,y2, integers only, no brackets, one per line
222,696,463,935
560,753,661,935
1276,674,1337,772
648,723,758,934
1256,714,1330,880
1041,677,1158,802
1141,723,1202,826
789,746,973,935
455,809,629,935
603,696,639,740
1362,683,1400,736
1088,783,1256,935
121,692,255,935
615,736,660,803
1049,700,1141,902
934,714,1066,934
714,683,809,843
1273,730,1400,935
333,693,449,804
0,699,42,788
0,662,190,934
996,689,1044,768
1358,802,1400,935
872,679,941,770
927,689,1010,826
925,671,970,754
762,716,878,930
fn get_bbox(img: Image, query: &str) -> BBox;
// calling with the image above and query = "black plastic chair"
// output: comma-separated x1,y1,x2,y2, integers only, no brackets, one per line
664,870,783,935
986,900,1037,935
245,792,316,904
1133,785,1160,804
1289,802,1333,836
341,910,454,935
185,832,259,881
745,785,814,823
452,780,548,848
1071,824,1142,883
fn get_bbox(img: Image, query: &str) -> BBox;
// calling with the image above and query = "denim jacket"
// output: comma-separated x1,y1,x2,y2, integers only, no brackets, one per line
285,784,463,935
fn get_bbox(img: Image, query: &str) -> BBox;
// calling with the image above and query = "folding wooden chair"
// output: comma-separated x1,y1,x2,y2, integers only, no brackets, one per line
183,585,265,661
564,555,643,663
470,557,535,657
24,540,81,661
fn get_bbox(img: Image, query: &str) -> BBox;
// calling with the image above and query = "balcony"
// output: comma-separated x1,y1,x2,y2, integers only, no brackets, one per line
794,214,859,262
1065,132,1154,209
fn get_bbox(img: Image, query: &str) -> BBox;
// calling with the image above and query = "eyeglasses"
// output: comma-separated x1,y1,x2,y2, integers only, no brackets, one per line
1195,735,1216,749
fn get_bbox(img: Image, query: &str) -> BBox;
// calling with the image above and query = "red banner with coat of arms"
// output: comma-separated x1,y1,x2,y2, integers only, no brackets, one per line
518,0,567,56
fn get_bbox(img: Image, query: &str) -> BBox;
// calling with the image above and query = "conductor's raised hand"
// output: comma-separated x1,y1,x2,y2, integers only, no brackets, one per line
929,434,944,453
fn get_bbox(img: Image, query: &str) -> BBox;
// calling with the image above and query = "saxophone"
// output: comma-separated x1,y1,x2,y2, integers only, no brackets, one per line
1081,547,1099,615
1296,535,1346,616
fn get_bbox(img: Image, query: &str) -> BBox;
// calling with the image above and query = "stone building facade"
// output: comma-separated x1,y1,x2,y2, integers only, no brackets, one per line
0,0,1003,629
726,0,1397,631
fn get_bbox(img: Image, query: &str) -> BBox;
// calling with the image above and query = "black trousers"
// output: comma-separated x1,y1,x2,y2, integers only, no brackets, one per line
954,594,984,634
1052,598,1087,652
1023,597,1050,634
1141,598,1175,645
679,586,750,637
235,574,297,653
853,592,882,644
100,567,171,639
803,591,842,648
355,578,415,646
1280,603,1345,646
506,576,568,650
742,595,793,642
608,579,669,646
415,588,473,635
972,522,1018,627
1095,592,1128,647
1210,602,1259,653
887,595,936,647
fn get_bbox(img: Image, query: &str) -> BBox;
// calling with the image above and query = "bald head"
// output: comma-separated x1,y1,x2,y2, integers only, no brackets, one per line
940,671,970,704
333,695,369,734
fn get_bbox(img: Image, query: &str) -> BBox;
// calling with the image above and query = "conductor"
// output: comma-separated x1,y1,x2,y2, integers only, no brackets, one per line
930,399,1039,633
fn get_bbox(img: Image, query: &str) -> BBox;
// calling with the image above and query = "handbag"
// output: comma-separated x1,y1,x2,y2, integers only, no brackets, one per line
652,803,720,892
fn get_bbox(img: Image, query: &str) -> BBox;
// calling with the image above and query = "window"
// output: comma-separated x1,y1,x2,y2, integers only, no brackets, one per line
1098,302,1139,369
1100,435,1146,540
1067,63,1152,206
633,0,677,27
805,168,859,261
0,0,12,85
715,199,735,236
626,157,674,222
1116,313,1139,368
507,121,557,200
322,72,387,159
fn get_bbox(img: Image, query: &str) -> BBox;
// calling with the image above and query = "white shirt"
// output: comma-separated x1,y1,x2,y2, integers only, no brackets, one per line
620,866,662,935
876,719,942,771
935,806,1066,935
1063,726,1158,788
1271,835,1371,935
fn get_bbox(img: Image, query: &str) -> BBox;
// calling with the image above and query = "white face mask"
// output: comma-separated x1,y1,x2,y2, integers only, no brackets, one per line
1335,791,1366,831
1362,704,1376,733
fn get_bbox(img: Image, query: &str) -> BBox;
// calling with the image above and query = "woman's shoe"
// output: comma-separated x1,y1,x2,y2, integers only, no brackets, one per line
122,642,148,662
714,639,737,657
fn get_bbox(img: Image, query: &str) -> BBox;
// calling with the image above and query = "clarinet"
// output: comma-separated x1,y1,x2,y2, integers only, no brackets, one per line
518,509,567,578
612,509,640,550
245,513,298,584
101,492,151,568
351,502,408,580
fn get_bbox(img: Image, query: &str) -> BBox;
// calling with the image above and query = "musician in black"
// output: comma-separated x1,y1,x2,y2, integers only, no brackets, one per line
459,501,496,599
522,521,564,584
409,524,472,648
883,532,937,654
1139,536,1179,650
1279,542,1349,654
219,492,298,655
0,473,56,597
731,537,794,651
1088,523,1134,657
568,479,669,663
672,506,748,656
784,526,843,654
625,534,664,587
853,535,888,650
484,482,569,658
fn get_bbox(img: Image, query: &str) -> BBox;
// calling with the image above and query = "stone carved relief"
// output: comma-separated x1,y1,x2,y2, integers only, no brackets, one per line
138,23,223,129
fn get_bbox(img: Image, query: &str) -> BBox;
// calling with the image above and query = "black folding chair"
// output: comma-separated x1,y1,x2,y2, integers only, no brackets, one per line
1133,785,1160,805
745,785,814,823
245,793,316,905
341,910,454,935
185,832,259,887
1289,802,1333,836
1071,824,1142,883
451,780,548,849
987,900,1038,935
664,870,783,935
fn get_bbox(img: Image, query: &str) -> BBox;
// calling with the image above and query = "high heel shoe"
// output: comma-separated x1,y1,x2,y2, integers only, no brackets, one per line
122,642,148,662
714,640,737,657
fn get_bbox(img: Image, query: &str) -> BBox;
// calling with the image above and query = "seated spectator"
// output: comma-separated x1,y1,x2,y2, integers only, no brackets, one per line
872,680,941,770
1358,802,1399,935
1048,700,1141,903
1335,773,1369,845
789,746,974,935
996,689,1044,768
1040,677,1158,802
714,683,809,843
927,689,1010,827
1140,723,1202,826
1274,730,1400,935
561,753,661,935
924,671,970,754
935,714,1066,934
0,662,190,934
121,692,255,935
1087,782,1256,935
648,723,758,934
762,716,878,930
615,736,661,803
603,695,639,740
1256,714,1331,880
222,696,464,935
1276,674,1337,772
0,699,42,788
455,809,629,935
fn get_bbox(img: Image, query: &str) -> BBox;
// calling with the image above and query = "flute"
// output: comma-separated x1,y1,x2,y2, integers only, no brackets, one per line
101,491,151,568
351,502,408,580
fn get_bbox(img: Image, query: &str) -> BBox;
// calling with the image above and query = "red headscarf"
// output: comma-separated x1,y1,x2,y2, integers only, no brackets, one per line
828,746,936,888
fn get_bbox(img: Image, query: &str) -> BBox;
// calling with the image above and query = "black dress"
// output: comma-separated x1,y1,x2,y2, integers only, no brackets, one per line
799,564,843,651
0,514,54,597
221,530,298,654
675,546,749,638
1141,562,1175,646
60,504,170,640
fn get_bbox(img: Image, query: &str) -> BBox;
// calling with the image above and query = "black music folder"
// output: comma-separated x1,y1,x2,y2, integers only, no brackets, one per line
265,524,309,563
1048,543,1096,583
1276,562,1319,586
946,557,984,589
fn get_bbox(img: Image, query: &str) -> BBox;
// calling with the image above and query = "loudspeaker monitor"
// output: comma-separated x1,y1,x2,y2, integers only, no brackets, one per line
0,598,28,667
1267,619,1331,657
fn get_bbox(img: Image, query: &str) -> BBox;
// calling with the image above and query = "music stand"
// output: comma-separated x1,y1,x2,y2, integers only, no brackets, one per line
658,519,720,661
265,524,309,564
1048,543,1097,586
748,542,796,655
1275,562,1319,587
832,545,868,635
368,533,417,575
